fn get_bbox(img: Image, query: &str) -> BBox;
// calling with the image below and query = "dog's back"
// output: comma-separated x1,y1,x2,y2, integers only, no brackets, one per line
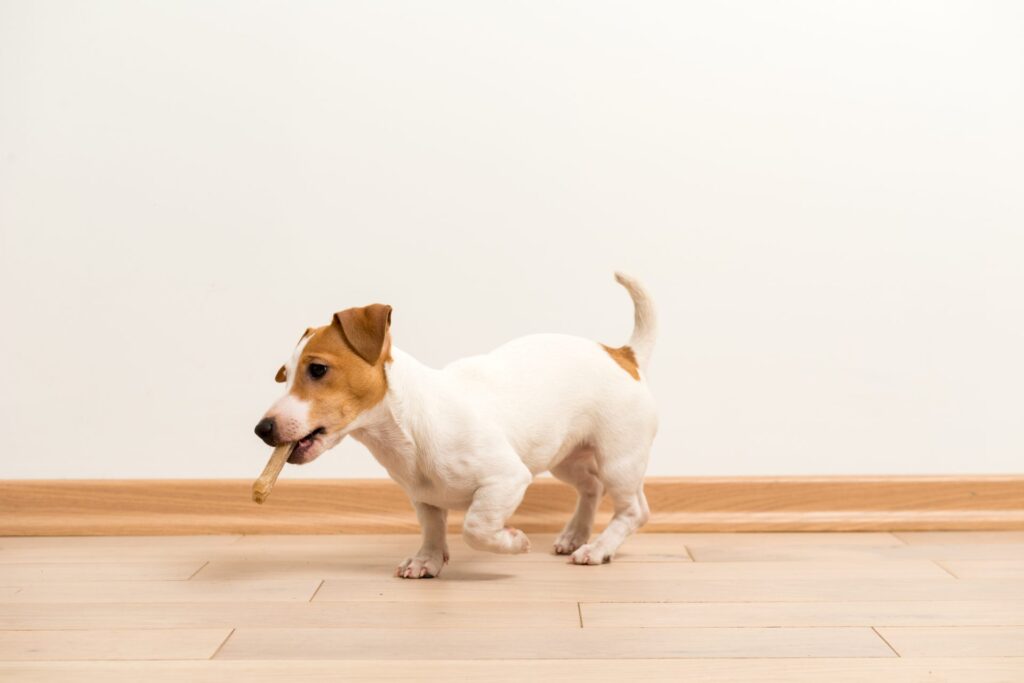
440,274,658,475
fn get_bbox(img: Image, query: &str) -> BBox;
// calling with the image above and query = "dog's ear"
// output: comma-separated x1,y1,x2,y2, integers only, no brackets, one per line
333,304,392,365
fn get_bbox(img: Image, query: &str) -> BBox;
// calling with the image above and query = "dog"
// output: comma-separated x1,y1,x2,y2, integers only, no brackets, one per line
254,272,657,578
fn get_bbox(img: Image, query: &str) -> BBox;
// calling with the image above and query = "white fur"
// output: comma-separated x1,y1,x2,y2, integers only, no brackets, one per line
615,271,657,369
284,333,311,391
267,334,313,442
267,393,312,443
343,273,658,576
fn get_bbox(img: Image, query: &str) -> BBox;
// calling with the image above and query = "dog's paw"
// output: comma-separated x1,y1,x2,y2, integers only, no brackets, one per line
553,529,590,555
395,552,447,579
570,543,611,565
502,527,531,554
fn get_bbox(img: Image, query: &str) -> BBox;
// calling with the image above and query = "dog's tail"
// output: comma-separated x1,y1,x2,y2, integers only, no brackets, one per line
614,271,657,371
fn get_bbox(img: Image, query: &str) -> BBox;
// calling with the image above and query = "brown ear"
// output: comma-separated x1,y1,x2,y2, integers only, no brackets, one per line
333,304,392,365
275,366,287,383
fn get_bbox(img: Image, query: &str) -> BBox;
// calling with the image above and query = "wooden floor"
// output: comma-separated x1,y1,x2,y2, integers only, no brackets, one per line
1,532,1022,681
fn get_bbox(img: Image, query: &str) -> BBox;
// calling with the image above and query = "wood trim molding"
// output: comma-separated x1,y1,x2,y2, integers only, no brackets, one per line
2,476,1022,535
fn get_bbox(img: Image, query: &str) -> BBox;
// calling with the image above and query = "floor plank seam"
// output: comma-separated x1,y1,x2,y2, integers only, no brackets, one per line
889,532,910,546
308,579,325,602
891,532,911,545
683,545,695,562
871,626,901,657
209,628,235,660
576,603,583,628
185,561,209,580
933,560,959,579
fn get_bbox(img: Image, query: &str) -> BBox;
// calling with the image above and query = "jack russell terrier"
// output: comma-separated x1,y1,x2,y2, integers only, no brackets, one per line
254,272,657,577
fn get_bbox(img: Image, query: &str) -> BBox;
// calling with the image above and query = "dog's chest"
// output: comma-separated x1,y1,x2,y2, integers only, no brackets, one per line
350,428,472,510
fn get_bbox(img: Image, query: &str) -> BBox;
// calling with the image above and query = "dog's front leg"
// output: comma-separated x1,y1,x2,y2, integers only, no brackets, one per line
462,466,533,554
396,502,449,579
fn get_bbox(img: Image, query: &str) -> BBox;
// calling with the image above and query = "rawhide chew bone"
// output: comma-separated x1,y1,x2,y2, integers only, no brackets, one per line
252,443,294,504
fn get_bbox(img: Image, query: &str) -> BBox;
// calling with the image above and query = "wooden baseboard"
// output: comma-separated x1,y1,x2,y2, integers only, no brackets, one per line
2,476,1022,535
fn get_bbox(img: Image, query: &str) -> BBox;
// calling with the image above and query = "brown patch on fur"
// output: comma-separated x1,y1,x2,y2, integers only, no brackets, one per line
335,304,392,364
601,344,640,381
289,306,393,430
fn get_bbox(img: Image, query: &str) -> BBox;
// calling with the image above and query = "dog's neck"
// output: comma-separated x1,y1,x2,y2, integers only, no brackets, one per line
347,346,437,478
382,345,437,410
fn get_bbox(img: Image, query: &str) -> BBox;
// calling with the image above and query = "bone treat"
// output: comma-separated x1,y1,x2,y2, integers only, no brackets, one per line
252,443,294,504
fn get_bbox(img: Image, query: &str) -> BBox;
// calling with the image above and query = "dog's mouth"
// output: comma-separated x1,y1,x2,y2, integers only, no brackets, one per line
288,427,326,464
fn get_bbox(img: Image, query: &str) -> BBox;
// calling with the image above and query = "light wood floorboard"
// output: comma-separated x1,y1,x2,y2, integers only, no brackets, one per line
227,531,904,551
227,532,696,562
581,600,1024,627
217,626,895,660
0,629,231,661
941,560,1024,579
193,558,951,581
877,626,1024,657
0,601,580,630
312,577,1019,602
0,535,241,552
1,659,1021,683
1,531,1022,680
0,579,320,603
689,542,1024,562
0,533,688,563
0,561,207,582
894,531,1024,545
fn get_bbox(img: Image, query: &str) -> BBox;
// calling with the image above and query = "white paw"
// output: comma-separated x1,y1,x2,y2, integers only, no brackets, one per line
553,529,590,555
570,543,611,565
395,551,448,579
501,527,531,554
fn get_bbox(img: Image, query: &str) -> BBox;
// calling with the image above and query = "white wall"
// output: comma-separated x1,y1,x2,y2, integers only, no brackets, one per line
2,1,1022,479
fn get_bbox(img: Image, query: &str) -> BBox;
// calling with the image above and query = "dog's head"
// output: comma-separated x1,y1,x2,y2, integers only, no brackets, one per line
254,304,392,464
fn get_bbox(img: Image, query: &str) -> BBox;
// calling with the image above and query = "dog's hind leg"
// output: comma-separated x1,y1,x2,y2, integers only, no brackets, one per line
570,445,651,565
550,449,603,555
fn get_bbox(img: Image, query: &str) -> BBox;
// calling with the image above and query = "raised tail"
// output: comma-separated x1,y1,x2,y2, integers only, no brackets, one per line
614,271,657,371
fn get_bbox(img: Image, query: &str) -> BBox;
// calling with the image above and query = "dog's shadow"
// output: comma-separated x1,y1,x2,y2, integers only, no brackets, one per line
432,566,516,582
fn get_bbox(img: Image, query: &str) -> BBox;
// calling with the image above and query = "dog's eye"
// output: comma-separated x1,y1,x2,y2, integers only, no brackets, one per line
308,363,328,379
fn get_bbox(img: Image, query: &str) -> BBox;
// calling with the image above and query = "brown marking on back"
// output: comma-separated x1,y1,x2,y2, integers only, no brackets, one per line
601,344,640,381
288,306,393,430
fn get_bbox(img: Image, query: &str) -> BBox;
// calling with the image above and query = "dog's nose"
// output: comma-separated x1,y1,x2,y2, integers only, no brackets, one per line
254,417,277,445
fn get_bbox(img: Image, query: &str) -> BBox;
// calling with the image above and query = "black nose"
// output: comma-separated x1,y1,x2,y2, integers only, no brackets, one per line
254,417,277,445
